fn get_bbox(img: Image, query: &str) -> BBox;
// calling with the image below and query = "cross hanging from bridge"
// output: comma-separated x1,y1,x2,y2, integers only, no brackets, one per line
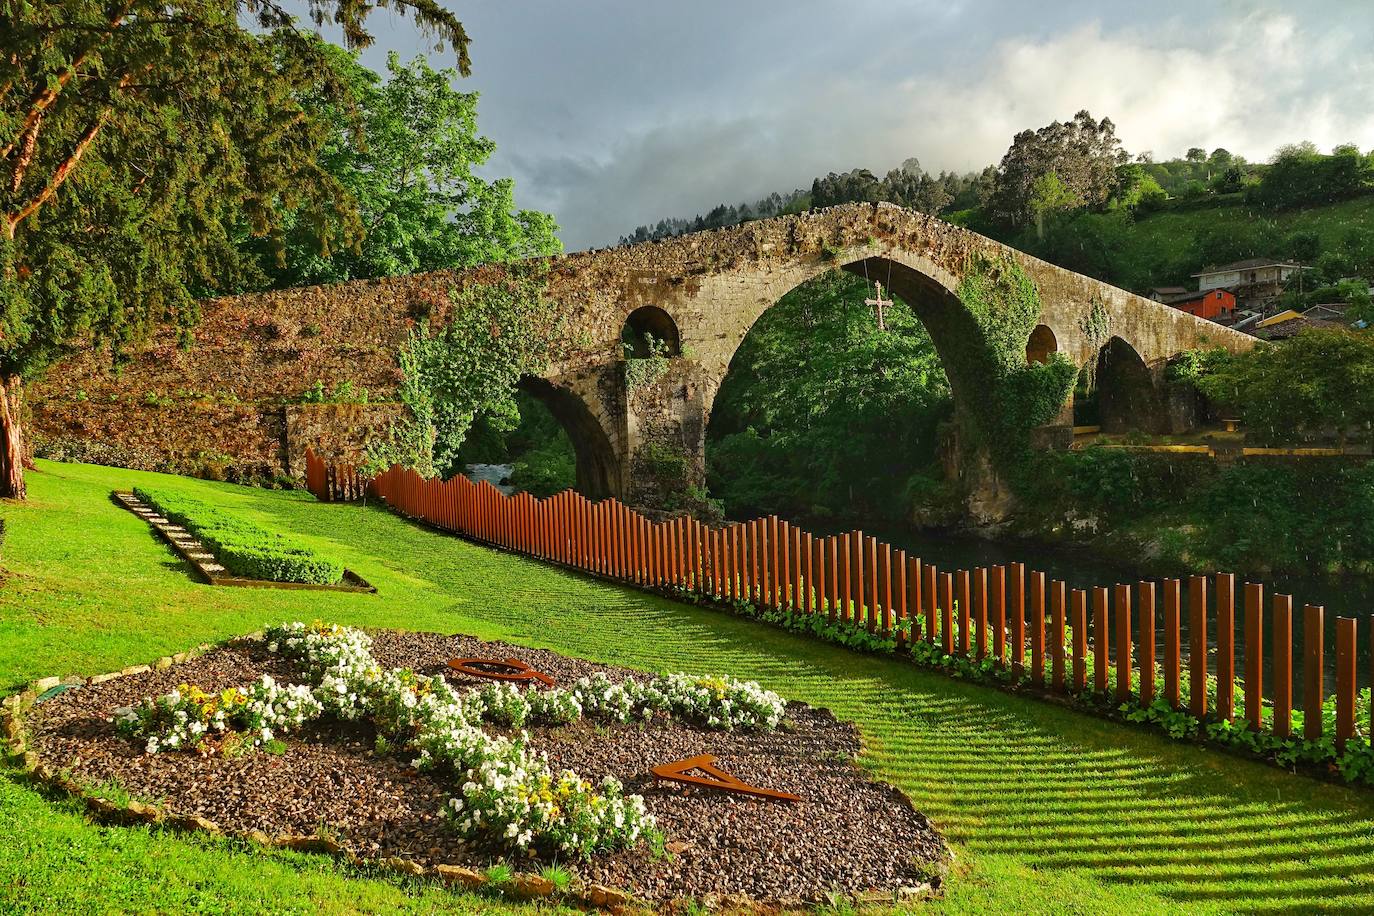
865,280,893,330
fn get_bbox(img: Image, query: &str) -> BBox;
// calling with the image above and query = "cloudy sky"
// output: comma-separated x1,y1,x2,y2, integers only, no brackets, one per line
302,0,1374,251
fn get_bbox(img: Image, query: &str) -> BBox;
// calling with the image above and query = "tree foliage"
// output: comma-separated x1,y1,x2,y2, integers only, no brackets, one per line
1195,329,1374,444
388,267,566,475
1024,447,1374,575
987,110,1127,228
240,44,559,289
1250,143,1374,211
0,0,470,497
459,389,576,496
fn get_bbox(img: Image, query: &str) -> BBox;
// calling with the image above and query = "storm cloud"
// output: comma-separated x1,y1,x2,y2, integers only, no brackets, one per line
299,0,1374,250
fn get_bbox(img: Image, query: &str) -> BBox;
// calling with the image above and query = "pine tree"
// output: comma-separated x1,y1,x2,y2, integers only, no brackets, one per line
0,0,469,498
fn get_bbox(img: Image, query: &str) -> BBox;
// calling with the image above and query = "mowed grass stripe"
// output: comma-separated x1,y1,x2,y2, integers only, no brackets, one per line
3,459,1374,914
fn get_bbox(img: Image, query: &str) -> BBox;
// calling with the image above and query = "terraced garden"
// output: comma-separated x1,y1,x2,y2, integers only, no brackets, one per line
5,459,1374,913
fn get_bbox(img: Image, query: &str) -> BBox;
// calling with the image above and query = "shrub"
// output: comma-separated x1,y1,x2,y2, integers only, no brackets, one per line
1195,329,1374,445
133,486,344,585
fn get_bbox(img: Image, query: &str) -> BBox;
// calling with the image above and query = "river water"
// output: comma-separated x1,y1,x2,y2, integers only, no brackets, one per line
465,463,515,495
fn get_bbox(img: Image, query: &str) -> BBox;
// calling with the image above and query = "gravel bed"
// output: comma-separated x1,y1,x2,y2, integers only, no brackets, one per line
26,630,947,906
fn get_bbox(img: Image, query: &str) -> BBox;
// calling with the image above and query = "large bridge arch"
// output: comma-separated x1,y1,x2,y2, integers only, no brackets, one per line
687,251,995,476
586,210,1252,518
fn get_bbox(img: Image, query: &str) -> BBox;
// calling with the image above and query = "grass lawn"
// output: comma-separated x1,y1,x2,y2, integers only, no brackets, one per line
5,459,1374,914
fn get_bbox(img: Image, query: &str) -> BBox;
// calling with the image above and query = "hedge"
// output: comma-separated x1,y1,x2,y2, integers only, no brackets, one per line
133,486,344,585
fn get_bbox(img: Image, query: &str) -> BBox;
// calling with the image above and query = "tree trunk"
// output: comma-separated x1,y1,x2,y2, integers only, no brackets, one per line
0,374,27,500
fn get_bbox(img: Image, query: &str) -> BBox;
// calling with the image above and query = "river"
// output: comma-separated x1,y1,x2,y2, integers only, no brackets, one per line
464,463,515,495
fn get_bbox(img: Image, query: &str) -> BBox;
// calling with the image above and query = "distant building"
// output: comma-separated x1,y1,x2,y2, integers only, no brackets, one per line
1250,313,1346,340
1148,286,1189,302
1245,304,1365,340
1158,288,1237,322
1192,258,1306,310
1302,302,1360,325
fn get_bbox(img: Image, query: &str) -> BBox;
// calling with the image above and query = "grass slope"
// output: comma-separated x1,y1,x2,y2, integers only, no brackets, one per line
1116,195,1374,285
960,193,1374,293
4,460,1374,914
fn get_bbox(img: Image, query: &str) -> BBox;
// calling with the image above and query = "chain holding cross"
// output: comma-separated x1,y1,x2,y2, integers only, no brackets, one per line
865,280,893,330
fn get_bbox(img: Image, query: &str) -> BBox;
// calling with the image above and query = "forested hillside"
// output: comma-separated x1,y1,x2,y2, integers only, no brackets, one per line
620,115,1374,304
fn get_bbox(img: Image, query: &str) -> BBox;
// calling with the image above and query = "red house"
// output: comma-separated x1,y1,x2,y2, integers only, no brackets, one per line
1164,289,1236,322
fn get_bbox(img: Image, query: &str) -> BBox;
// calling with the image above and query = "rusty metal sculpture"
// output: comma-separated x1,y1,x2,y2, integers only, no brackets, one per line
446,657,556,687
651,754,801,802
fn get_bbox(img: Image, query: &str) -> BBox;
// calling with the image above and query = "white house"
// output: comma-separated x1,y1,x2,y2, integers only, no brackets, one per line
1193,258,1306,310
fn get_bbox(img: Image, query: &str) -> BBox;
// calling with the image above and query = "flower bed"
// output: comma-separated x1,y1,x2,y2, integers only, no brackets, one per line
18,628,948,907
115,676,321,754
132,486,344,585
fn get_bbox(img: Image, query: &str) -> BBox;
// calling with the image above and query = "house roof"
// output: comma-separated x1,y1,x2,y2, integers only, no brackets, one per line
1303,302,1353,321
1193,258,1304,277
1255,309,1303,329
1304,301,1369,329
1149,286,1188,296
1251,316,1346,341
1160,288,1233,306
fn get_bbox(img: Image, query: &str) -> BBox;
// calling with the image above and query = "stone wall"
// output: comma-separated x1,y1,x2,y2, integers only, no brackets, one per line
32,398,403,485
283,403,406,475
33,399,288,484
28,269,426,482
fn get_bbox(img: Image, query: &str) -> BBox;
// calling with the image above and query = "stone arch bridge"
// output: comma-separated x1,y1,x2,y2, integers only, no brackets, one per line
32,203,1253,518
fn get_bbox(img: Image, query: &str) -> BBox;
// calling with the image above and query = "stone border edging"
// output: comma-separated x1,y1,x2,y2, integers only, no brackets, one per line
0,636,638,913
113,491,377,594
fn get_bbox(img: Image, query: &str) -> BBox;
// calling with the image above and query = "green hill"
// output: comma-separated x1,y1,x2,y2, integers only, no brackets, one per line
961,192,1374,296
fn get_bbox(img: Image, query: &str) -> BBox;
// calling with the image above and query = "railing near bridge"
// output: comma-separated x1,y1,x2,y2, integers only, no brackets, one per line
303,449,1372,755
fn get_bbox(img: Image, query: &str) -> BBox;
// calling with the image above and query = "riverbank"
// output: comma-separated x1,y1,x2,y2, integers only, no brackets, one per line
1000,447,1374,579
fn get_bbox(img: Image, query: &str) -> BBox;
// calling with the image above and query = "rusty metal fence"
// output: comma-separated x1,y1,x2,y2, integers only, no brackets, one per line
304,449,1371,750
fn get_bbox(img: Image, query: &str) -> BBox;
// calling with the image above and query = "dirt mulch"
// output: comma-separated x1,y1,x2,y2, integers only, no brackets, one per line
25,630,948,907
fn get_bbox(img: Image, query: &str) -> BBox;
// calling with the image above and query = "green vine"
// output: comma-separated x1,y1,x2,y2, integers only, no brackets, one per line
368,262,564,475
952,253,1077,475
1076,295,1112,392
362,340,437,477
623,333,674,392
299,379,370,405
